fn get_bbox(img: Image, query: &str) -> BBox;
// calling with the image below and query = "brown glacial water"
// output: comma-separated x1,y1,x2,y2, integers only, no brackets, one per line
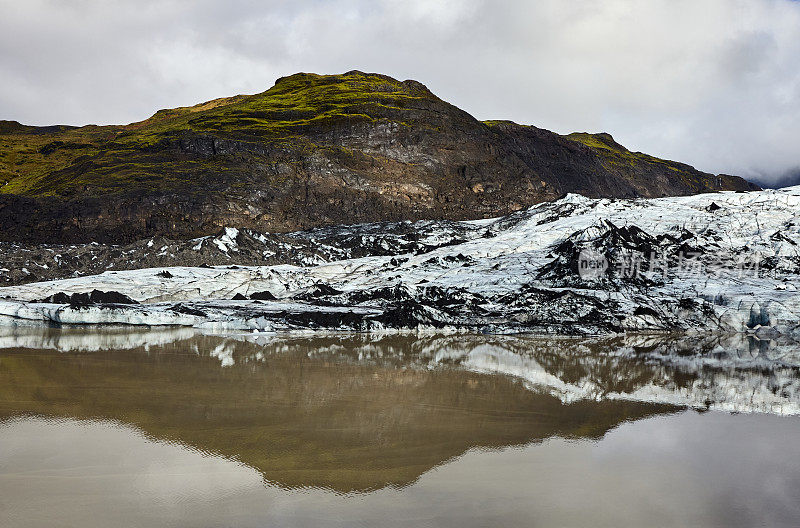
1,328,799,527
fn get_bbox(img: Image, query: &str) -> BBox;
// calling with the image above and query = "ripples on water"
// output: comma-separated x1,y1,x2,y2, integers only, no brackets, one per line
1,328,800,527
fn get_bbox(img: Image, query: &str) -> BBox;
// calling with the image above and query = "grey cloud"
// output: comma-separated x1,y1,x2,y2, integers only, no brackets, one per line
1,0,798,185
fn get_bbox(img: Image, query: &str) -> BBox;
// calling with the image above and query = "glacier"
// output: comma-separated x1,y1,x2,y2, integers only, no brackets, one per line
0,186,797,336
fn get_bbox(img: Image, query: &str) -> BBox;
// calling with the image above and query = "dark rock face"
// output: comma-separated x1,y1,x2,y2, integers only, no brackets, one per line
34,289,139,306
0,71,757,244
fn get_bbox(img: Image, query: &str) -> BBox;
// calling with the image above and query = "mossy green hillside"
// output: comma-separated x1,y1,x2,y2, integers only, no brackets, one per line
564,132,712,191
0,124,119,195
0,71,754,210
118,71,436,146
0,71,438,197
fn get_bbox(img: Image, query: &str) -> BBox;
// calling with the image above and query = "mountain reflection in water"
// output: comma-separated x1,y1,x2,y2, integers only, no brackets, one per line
0,328,799,493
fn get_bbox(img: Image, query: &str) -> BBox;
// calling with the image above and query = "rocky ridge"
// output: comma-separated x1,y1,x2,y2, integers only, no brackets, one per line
0,71,757,243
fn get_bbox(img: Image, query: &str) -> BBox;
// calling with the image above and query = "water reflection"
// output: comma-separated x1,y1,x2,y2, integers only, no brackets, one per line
4,412,799,528
0,328,799,494
0,329,671,492
2,328,800,527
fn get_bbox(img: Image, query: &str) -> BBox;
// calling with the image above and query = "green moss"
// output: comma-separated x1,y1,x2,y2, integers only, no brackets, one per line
119,71,431,141
563,132,639,173
563,132,708,190
1,71,434,197
482,120,515,128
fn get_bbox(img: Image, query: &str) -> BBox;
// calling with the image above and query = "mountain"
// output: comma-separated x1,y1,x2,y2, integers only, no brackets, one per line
753,168,800,189
0,71,758,243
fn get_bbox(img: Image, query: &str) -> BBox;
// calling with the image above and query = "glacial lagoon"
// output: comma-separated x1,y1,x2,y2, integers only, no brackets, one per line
1,328,800,527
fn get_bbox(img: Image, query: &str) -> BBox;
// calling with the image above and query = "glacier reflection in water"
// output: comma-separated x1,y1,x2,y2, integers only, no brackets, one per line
3,327,799,415
1,328,800,527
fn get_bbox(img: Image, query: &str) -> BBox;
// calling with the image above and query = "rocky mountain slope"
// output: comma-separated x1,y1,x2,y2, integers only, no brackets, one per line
1,186,797,337
0,71,757,243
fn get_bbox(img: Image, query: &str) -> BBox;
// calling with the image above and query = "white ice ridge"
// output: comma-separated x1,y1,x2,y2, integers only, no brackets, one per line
0,186,798,334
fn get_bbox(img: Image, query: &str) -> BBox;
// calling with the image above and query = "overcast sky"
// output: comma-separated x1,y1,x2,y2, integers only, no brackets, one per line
1,0,798,186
